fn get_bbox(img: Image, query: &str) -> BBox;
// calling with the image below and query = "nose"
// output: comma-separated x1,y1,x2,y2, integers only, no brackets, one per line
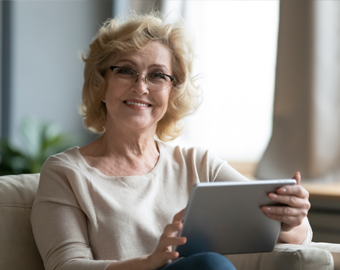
132,74,149,95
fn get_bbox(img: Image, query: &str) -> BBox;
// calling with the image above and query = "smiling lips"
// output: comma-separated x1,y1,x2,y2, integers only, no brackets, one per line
123,100,152,109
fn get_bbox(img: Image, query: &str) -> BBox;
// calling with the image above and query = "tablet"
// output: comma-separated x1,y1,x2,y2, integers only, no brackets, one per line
175,179,296,256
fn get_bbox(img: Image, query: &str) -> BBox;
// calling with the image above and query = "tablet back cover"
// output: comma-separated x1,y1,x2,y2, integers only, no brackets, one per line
176,180,295,256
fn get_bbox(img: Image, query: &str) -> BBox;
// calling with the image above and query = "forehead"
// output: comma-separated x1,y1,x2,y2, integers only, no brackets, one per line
117,42,172,72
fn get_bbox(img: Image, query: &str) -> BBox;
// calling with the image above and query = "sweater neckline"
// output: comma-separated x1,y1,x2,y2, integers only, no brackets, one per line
74,140,164,180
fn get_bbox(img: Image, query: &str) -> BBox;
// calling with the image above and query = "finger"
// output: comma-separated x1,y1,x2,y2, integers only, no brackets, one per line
269,193,311,209
276,184,309,198
162,222,182,238
153,251,179,266
173,209,185,223
263,213,304,228
293,171,301,185
159,236,187,251
262,206,308,217
162,250,179,261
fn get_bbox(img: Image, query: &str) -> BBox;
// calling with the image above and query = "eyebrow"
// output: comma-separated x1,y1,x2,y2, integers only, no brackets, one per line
116,59,136,66
117,59,170,73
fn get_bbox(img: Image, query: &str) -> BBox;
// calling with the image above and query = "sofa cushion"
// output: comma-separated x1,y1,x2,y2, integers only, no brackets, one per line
0,173,40,206
0,174,44,270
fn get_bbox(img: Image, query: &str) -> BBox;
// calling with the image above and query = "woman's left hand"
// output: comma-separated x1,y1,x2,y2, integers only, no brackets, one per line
262,172,311,232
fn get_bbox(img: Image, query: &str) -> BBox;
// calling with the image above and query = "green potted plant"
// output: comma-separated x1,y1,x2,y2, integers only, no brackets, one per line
0,118,76,175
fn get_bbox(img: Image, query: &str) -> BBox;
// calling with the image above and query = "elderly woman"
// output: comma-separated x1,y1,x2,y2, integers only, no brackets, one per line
31,13,311,270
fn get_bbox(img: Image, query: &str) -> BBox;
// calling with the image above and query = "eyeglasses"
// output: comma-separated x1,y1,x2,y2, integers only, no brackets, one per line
109,66,175,91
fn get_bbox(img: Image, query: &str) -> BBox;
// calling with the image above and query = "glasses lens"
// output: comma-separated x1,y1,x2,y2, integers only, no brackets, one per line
113,67,136,81
147,73,172,91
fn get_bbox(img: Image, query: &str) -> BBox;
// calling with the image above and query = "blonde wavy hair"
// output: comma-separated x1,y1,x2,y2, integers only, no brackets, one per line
80,12,201,141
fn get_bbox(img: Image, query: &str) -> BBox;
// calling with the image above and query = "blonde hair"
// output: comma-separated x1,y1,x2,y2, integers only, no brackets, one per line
80,12,201,141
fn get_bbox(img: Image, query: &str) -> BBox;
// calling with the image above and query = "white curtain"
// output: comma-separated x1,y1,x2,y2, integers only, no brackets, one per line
255,1,340,182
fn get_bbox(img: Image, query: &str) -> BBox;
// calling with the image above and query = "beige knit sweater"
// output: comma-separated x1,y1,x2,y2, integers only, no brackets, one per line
30,141,310,270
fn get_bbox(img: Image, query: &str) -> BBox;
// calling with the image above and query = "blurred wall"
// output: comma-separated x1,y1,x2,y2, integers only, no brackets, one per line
7,1,112,146
113,0,163,16
0,2,3,136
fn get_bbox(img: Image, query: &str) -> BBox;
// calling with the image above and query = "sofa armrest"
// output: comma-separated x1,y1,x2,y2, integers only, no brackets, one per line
225,243,334,270
309,242,340,270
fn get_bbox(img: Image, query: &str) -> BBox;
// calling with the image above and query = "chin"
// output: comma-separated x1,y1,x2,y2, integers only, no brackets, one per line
124,121,155,132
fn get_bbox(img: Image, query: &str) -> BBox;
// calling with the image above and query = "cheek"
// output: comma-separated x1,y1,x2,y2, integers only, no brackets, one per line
155,91,171,118
105,86,123,105
159,91,171,109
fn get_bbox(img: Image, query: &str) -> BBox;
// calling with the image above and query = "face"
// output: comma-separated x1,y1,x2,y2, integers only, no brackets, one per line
103,41,173,135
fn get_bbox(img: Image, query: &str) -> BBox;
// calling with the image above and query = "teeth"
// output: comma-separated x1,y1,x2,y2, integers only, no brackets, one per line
126,101,149,107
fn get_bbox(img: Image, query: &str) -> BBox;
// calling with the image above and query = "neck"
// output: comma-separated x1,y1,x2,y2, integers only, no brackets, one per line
96,123,159,159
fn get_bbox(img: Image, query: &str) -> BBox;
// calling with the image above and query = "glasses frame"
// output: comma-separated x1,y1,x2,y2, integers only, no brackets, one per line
109,66,175,88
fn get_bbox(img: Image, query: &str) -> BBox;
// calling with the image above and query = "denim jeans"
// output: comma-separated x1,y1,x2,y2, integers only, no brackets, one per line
157,252,236,270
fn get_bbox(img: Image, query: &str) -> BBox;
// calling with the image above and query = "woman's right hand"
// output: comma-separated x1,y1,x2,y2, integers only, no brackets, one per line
146,209,187,270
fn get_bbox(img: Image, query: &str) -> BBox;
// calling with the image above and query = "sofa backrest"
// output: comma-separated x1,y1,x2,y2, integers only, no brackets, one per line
0,174,45,270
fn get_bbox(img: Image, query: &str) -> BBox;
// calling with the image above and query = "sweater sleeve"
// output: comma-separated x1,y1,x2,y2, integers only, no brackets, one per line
300,217,313,245
31,157,114,270
177,146,249,183
214,162,250,182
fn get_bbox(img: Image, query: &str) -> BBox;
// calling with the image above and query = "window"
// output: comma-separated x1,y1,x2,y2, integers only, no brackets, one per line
165,1,280,162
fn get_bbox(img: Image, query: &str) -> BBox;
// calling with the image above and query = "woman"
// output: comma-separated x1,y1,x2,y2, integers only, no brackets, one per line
31,13,311,270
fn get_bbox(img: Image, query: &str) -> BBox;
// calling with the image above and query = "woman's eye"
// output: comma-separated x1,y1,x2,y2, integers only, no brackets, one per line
118,68,134,75
149,72,166,80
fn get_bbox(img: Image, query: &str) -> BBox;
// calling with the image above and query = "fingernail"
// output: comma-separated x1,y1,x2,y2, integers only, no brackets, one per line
280,188,286,193
270,193,277,198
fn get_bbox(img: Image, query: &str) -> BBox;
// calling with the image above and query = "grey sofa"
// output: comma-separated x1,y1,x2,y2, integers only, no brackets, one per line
1,174,340,270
